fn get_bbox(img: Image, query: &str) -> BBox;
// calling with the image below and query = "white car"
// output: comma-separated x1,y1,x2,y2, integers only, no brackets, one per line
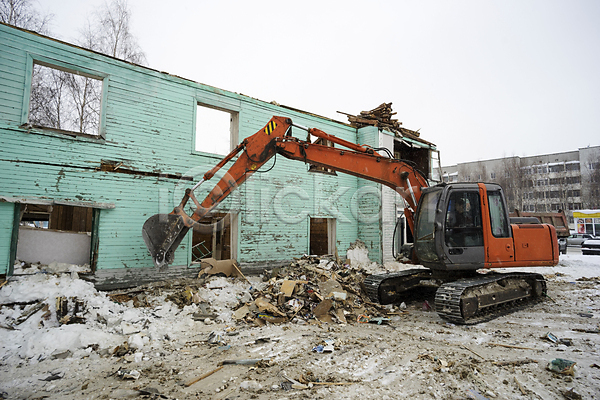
567,233,594,247
582,238,600,255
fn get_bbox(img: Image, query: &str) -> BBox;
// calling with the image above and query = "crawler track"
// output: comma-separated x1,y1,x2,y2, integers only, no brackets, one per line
434,272,547,325
364,269,434,304
364,270,546,324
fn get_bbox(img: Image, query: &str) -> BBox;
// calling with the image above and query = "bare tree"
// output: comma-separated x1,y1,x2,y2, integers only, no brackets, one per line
0,0,52,33
28,0,146,135
494,157,523,212
583,155,600,209
79,0,147,64
591,166,600,209
29,64,101,134
29,65,68,129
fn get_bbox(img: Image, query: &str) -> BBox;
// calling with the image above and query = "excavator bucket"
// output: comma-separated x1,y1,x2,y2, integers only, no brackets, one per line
142,214,190,269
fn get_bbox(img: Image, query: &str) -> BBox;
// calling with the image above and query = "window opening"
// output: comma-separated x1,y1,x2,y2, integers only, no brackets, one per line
445,191,483,247
29,63,103,136
15,204,95,266
191,212,235,261
487,191,510,238
195,105,236,155
308,139,337,175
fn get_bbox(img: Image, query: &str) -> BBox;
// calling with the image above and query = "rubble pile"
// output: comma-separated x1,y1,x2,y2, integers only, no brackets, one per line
340,102,422,139
227,254,390,327
340,103,401,135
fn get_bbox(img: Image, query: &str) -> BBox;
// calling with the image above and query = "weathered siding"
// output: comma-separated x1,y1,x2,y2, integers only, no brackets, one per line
380,131,398,264
0,23,370,281
356,126,382,262
0,202,15,274
235,104,359,263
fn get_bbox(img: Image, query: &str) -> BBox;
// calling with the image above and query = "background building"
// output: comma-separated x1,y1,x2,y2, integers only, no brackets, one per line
442,146,600,227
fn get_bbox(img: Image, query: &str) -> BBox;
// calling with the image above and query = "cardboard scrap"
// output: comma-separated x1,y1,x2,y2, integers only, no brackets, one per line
199,258,240,277
255,297,286,317
318,279,347,300
233,305,250,320
280,280,297,297
313,299,334,323
335,308,347,324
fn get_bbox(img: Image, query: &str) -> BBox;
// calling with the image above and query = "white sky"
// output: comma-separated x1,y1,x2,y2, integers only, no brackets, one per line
38,0,600,166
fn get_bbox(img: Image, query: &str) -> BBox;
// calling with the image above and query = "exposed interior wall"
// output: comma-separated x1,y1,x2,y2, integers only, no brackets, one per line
394,140,432,177
309,217,336,256
16,227,91,265
191,212,235,261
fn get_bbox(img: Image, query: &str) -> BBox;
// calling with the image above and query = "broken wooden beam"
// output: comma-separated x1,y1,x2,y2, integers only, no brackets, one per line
184,365,223,387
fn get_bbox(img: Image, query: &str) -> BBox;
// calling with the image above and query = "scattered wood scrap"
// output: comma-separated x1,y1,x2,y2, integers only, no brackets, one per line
338,102,420,138
493,358,538,367
461,344,485,359
514,377,527,395
572,328,600,334
488,343,538,351
184,365,223,387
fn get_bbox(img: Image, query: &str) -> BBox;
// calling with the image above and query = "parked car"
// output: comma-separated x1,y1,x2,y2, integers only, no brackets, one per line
582,238,600,255
567,233,594,247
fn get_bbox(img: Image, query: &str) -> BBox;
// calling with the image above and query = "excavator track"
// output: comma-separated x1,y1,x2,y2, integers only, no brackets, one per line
434,272,547,325
364,269,434,304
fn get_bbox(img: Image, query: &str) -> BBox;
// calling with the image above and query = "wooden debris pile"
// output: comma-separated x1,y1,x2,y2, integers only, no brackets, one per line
229,254,391,326
339,102,420,138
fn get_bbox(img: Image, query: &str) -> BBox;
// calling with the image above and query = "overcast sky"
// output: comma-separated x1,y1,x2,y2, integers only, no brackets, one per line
39,0,600,166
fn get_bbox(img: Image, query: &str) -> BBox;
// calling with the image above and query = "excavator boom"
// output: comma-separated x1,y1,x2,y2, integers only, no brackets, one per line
142,116,427,268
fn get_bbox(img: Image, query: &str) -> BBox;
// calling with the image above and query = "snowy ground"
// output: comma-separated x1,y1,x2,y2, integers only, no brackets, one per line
1,250,599,400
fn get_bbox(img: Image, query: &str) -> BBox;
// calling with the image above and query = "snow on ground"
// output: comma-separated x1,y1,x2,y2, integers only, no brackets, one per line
499,252,600,281
0,267,261,366
0,251,599,399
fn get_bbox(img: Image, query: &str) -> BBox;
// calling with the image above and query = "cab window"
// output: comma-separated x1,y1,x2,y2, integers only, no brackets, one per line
488,191,510,238
445,191,483,247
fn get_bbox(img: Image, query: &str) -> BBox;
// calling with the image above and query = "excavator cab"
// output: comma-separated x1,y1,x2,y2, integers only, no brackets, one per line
414,183,559,272
415,184,487,271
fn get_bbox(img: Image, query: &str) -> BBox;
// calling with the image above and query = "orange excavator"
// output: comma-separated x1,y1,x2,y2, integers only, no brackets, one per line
143,116,559,324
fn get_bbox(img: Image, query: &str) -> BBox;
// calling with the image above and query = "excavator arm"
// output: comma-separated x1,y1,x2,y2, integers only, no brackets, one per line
142,116,428,269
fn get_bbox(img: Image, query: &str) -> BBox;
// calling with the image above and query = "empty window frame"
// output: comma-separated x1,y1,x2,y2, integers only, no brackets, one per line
308,138,337,175
190,212,238,262
195,104,239,155
27,59,107,137
15,204,98,267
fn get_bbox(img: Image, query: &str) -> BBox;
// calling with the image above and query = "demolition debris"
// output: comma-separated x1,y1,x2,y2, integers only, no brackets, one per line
338,102,421,139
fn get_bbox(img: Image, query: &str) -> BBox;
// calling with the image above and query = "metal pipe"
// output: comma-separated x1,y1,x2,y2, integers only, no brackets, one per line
191,178,204,192
291,122,309,131
407,178,417,210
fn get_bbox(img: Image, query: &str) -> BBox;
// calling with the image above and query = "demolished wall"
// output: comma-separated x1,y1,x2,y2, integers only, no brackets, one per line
0,23,384,285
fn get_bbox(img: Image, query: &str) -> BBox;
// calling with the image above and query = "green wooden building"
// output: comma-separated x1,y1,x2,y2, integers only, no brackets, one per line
0,23,438,288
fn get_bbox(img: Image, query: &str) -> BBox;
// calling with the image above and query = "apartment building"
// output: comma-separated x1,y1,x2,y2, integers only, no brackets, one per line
442,146,600,226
